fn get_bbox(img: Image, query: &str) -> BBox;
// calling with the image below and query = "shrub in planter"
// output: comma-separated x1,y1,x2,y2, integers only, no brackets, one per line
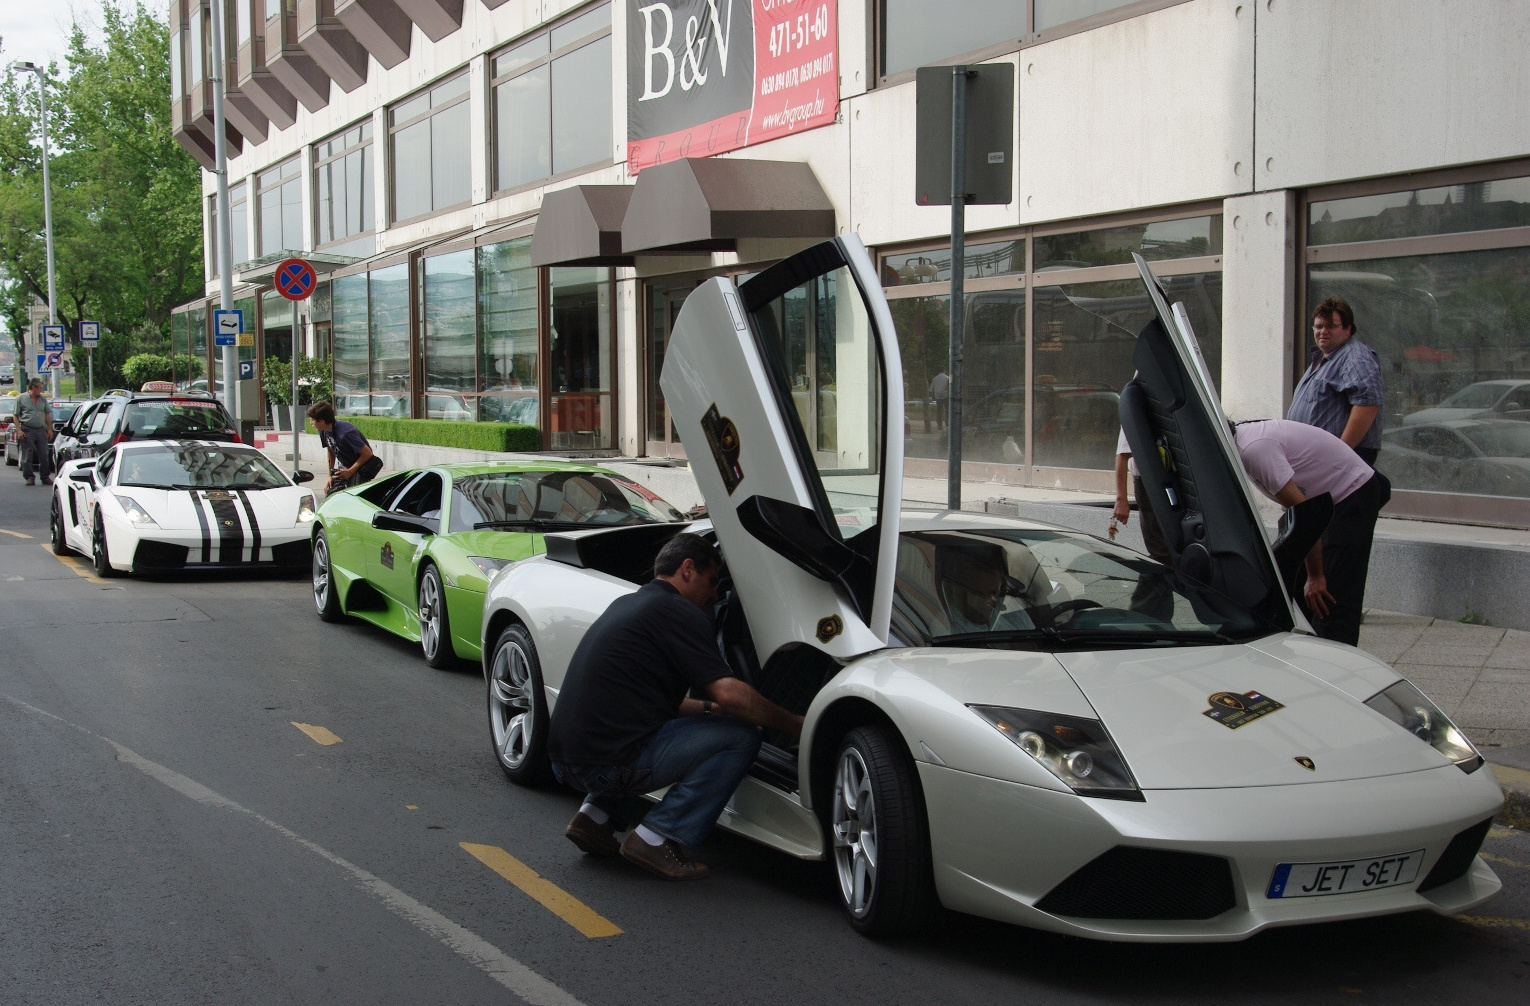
262,358,333,405
347,416,540,453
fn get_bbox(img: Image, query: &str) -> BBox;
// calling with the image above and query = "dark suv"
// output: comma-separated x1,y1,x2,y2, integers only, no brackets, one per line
53,389,240,469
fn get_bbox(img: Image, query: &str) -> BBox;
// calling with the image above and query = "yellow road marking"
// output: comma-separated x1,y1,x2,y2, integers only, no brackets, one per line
1454,915,1530,931
41,543,108,584
290,722,343,746
0,528,32,538
1482,852,1530,871
406,804,419,810
460,843,622,939
1489,826,1515,839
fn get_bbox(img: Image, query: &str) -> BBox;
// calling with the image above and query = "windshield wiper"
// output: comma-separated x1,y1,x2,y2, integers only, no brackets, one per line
473,519,593,531
929,628,1056,646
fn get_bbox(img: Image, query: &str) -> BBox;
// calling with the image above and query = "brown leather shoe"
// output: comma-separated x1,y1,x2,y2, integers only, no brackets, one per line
619,831,710,880
565,811,620,857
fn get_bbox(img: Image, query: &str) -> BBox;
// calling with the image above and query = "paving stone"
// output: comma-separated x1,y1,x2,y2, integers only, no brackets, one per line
1477,667,1530,685
1362,609,1434,628
1485,628,1530,669
1455,681,1530,729
1394,664,1475,708
1475,727,1530,749
1415,620,1506,646
1395,642,1496,668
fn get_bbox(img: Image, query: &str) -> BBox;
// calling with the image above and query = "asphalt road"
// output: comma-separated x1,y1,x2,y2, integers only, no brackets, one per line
1,468,1528,1005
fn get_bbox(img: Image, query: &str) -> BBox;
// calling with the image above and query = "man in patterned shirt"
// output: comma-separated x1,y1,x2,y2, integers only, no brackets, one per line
1288,296,1384,466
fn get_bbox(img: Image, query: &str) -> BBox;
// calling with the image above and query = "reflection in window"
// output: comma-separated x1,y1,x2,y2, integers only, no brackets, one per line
1310,247,1530,500
315,122,373,248
881,240,1023,286
881,0,1026,77
548,267,613,450
369,264,410,416
332,273,370,415
423,251,476,421
479,238,540,427
1309,177,1530,245
389,74,471,223
1035,215,1222,271
257,157,302,255
1034,0,1141,32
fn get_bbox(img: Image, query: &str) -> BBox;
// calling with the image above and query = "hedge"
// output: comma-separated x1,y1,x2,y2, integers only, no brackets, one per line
347,416,540,453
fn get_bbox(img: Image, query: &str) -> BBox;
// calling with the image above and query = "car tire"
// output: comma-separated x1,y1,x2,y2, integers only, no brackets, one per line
50,494,69,556
312,528,344,623
831,725,937,938
418,564,455,669
4,443,15,466
488,623,553,787
92,514,121,578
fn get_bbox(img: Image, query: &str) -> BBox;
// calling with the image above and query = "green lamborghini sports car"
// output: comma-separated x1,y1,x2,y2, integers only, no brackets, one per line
309,461,685,667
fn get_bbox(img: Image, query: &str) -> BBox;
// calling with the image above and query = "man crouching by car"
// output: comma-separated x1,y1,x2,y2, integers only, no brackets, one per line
548,533,803,880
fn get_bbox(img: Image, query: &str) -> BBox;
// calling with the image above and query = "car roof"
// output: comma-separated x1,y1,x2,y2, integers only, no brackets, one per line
431,460,634,478
117,438,261,452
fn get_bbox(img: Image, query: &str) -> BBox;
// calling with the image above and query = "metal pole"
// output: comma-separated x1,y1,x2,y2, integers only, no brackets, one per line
34,69,60,399
208,0,238,429
292,300,301,476
88,346,93,398
947,67,968,512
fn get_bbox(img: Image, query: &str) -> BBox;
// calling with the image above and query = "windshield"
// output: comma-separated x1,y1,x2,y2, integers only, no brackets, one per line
893,529,1273,648
448,471,685,532
1459,422,1530,458
115,444,290,489
122,400,232,439
1438,383,1512,409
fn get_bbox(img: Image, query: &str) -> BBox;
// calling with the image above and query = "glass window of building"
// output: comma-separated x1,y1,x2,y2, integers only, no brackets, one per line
422,250,477,421
369,263,411,415
332,272,370,415
1034,0,1143,32
1307,173,1530,523
188,3,204,86
881,0,1026,77
389,74,470,224
257,157,302,255
315,121,373,249
479,237,540,427
205,182,249,276
881,212,1222,484
170,25,184,100
548,267,613,450
491,3,612,193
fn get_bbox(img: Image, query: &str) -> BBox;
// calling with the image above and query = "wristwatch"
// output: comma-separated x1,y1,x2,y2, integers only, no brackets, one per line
702,700,714,715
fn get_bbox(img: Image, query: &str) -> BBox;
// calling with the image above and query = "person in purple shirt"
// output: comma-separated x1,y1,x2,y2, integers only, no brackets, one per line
1288,296,1384,466
1233,419,1390,646
306,401,383,492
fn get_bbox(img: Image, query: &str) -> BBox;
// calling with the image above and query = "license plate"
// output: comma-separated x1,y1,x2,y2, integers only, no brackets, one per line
1267,850,1425,899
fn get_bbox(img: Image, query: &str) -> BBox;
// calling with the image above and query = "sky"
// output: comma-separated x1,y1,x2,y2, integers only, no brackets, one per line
0,0,105,72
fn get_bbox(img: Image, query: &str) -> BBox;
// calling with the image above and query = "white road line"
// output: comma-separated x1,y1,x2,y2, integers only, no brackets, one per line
3,693,588,1006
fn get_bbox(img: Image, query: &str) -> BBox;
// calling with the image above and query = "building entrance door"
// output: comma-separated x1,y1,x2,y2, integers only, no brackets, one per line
646,286,691,459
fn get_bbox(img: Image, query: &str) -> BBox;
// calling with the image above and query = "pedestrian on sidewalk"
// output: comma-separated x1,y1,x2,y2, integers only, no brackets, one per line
306,401,383,492
1232,419,1390,646
548,533,802,881
1113,429,1173,621
1289,296,1384,466
12,379,53,486
928,368,949,432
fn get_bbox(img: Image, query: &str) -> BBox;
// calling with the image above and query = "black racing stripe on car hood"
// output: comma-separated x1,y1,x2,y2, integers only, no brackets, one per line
191,490,212,562
204,491,244,563
236,490,261,562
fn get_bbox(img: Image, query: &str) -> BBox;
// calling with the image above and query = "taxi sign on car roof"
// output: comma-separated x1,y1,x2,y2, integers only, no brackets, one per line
140,381,176,393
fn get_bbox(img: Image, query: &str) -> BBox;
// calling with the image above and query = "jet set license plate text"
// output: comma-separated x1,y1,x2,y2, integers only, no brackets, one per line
1266,850,1424,899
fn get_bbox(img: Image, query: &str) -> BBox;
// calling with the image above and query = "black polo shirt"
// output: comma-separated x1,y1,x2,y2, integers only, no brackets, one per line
547,579,733,767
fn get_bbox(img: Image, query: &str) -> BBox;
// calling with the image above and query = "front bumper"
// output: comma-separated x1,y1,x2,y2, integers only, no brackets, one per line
919,761,1503,941
104,515,312,571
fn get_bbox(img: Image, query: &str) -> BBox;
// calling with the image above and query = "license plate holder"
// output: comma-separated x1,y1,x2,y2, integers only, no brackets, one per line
1267,850,1425,899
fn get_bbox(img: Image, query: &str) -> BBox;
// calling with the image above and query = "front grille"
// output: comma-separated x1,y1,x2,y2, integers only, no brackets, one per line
133,540,189,570
1418,818,1494,892
271,540,312,566
1036,846,1237,921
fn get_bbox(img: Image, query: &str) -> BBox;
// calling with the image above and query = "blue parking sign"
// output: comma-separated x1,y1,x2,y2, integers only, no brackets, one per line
42,324,64,352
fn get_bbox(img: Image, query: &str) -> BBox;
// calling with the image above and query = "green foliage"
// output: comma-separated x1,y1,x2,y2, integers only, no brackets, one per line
262,357,333,406
346,416,541,453
0,4,203,361
68,329,133,390
120,351,203,386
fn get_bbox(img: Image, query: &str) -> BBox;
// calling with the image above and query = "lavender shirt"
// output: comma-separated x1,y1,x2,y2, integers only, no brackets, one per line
1234,420,1372,505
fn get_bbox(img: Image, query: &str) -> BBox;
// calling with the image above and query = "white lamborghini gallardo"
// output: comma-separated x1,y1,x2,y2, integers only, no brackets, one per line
479,236,1503,940
51,439,318,576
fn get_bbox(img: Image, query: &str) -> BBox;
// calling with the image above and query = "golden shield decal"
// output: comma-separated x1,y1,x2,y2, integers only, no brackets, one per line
701,403,744,495
1294,756,1316,771
380,542,395,570
816,615,843,643
1203,690,1284,729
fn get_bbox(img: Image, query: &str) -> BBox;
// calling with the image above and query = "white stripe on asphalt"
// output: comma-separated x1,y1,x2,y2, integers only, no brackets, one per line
2,693,588,1006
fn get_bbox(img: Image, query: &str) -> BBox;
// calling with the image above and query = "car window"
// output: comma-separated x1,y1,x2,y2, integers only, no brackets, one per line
121,400,232,440
89,405,116,435
116,443,290,489
64,403,95,435
1417,428,1473,459
447,470,685,532
1459,422,1530,458
96,448,118,483
393,472,443,517
892,528,1272,647
355,470,413,507
1438,383,1509,409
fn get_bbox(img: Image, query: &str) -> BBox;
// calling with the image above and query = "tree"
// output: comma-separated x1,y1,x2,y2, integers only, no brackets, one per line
0,3,203,367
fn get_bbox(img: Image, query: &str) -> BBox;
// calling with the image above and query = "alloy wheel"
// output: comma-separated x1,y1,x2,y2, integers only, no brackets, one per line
489,638,536,770
833,746,879,919
419,572,443,660
312,536,330,612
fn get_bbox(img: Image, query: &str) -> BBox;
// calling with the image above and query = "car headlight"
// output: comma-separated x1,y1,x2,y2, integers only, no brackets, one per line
969,705,1142,800
1365,680,1482,773
112,493,158,526
468,555,512,579
297,493,317,523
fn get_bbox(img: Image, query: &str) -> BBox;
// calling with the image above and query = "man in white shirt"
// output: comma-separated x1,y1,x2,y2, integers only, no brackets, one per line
1232,419,1390,646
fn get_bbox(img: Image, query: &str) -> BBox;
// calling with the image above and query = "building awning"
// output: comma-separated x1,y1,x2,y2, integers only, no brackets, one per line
235,249,363,284
621,158,836,255
530,186,634,267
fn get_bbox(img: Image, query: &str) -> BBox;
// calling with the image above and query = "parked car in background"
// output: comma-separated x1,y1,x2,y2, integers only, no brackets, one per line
1378,419,1530,498
4,398,82,467
0,364,14,385
52,389,238,471
1402,379,1530,426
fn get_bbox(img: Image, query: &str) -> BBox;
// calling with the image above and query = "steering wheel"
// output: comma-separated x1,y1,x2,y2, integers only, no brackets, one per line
1048,598,1103,625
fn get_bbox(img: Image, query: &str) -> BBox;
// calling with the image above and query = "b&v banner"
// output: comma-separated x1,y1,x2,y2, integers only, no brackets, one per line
627,0,839,172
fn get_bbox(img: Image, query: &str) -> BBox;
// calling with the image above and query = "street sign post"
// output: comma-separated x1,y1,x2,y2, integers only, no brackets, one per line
79,321,100,397
214,308,243,348
42,324,64,352
275,258,316,478
36,351,63,373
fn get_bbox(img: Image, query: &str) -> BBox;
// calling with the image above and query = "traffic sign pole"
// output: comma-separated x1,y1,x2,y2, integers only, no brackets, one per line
79,321,100,398
275,258,317,479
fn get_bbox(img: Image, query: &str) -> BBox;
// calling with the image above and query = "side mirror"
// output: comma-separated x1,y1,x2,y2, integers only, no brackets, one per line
68,470,95,484
371,511,437,536
294,470,315,484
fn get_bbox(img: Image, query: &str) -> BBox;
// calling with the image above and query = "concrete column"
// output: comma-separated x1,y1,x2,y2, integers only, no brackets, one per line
469,55,489,204
616,271,641,457
371,107,389,240
1220,190,1296,421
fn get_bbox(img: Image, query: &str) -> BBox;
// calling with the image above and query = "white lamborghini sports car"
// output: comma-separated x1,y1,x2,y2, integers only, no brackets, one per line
479,237,1503,940
51,439,318,576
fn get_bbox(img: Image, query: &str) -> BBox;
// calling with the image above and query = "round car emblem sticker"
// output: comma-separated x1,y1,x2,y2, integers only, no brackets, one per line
816,615,843,643
1209,692,1246,711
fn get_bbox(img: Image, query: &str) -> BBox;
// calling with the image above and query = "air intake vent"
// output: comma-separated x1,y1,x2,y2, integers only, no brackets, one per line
1036,846,1236,920
1418,818,1493,893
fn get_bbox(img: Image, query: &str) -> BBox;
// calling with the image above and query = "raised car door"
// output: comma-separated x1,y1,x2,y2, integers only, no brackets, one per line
660,235,904,663
1118,253,1313,631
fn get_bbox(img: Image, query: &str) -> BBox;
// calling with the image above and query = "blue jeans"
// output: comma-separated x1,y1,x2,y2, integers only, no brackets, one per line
554,716,761,849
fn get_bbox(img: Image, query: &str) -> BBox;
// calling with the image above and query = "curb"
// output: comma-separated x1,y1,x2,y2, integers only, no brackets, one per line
1489,762,1530,830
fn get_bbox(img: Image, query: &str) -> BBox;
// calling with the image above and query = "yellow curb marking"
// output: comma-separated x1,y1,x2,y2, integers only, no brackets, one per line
290,722,343,746
460,843,622,939
1481,852,1530,871
42,543,108,584
1489,827,1515,839
0,528,32,538
1454,915,1530,932
406,804,419,810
